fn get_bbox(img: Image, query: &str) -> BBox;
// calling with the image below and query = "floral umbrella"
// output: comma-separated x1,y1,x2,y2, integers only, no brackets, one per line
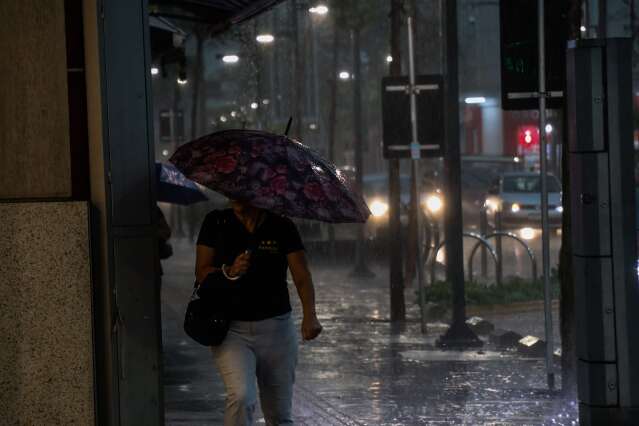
169,129,370,223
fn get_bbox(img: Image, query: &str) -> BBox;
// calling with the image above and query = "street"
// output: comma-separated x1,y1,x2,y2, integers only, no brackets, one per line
162,237,574,425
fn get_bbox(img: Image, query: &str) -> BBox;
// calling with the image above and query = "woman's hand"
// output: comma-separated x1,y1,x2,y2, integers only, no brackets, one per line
228,252,251,277
301,313,322,341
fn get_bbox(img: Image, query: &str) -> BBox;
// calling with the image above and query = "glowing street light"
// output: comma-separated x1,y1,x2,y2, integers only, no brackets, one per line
580,25,587,32
250,102,259,109
309,4,328,15
256,34,274,44
230,111,237,118
151,66,159,76
339,71,351,80
177,77,188,85
222,55,239,64
220,115,228,123
545,124,553,134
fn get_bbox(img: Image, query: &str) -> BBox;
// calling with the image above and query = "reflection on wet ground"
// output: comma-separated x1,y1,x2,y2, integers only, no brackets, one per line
162,238,577,425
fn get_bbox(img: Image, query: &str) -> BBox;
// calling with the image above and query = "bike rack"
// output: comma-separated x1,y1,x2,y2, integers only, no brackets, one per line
427,232,501,286
468,232,538,281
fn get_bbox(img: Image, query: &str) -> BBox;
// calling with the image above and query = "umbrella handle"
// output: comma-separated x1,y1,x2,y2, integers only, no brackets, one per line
284,116,293,136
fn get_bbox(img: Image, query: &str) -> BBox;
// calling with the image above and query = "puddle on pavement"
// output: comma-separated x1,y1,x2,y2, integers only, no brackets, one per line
400,349,510,362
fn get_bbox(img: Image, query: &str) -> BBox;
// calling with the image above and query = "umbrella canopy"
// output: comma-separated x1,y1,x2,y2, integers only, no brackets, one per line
169,129,370,223
156,162,208,205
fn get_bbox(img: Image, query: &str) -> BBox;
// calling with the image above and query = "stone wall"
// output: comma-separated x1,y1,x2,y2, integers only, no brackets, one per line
0,202,95,425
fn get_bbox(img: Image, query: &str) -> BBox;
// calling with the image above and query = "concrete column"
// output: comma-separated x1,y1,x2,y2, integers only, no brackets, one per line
0,1,96,424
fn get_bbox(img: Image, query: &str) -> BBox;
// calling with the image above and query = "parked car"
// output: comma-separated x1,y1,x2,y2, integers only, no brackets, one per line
484,172,563,229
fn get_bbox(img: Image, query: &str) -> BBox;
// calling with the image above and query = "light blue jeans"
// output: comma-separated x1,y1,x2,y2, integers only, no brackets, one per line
212,312,298,426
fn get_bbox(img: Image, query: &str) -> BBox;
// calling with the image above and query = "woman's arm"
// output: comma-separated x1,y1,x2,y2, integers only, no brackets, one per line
196,245,251,283
287,250,322,340
195,245,219,283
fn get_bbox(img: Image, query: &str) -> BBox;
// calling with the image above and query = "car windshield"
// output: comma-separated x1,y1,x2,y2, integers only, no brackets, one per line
503,175,561,193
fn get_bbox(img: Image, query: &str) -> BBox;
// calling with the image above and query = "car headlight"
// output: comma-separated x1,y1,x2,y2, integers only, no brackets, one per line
370,199,389,217
519,227,536,240
425,194,443,214
511,203,520,213
484,198,500,212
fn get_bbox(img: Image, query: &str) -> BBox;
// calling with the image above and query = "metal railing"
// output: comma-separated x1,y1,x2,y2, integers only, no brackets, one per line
426,232,501,286
468,232,538,282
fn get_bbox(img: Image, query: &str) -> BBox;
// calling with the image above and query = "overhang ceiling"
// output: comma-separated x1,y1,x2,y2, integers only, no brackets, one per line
149,0,284,35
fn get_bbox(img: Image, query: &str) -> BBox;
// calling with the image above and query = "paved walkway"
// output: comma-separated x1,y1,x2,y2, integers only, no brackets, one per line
161,238,577,425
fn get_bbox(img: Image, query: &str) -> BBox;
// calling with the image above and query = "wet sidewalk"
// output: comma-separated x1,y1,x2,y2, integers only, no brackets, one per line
161,238,577,425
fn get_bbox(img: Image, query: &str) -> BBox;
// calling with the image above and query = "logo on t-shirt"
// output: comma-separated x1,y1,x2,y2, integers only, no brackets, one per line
257,240,279,253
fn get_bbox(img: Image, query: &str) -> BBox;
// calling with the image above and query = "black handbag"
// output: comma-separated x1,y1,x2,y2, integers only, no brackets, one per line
184,276,230,346
158,241,173,260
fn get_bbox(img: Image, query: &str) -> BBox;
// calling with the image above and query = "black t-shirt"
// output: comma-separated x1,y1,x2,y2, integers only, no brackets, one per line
196,209,304,321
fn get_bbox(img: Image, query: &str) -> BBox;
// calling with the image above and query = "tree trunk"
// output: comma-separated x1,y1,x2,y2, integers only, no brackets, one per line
349,27,373,277
289,0,304,139
327,6,340,262
389,0,406,321
187,31,205,240
189,32,203,141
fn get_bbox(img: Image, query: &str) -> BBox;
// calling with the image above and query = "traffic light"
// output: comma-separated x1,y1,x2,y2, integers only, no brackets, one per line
518,125,539,149
499,0,570,110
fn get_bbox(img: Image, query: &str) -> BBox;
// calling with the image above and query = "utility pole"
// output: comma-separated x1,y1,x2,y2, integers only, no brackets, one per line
406,17,428,333
388,0,406,321
436,0,482,348
537,0,556,391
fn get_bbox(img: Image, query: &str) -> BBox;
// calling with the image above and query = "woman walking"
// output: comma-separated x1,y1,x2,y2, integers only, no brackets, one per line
195,199,322,426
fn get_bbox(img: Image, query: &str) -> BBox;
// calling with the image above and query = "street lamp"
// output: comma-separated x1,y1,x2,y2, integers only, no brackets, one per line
256,34,274,44
545,124,553,134
151,66,159,76
222,54,239,64
177,76,188,85
339,71,351,80
308,4,328,15
250,102,259,109
386,55,393,63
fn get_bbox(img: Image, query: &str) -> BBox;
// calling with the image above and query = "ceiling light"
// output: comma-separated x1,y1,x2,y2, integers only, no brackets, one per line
222,55,239,64
256,34,274,44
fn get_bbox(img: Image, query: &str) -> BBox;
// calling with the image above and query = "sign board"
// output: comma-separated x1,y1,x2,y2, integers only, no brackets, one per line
499,0,569,110
381,75,444,159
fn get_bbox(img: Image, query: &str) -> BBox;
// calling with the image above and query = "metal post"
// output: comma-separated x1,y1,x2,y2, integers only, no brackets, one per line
431,220,440,285
538,0,556,390
407,17,427,333
495,210,503,286
480,208,488,278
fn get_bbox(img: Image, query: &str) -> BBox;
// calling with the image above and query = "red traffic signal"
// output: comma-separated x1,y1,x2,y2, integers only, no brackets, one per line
518,125,539,148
